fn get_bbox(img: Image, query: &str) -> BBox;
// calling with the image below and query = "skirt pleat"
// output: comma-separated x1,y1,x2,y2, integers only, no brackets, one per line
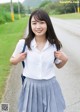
18,77,66,112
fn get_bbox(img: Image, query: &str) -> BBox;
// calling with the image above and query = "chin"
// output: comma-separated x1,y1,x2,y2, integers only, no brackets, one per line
36,33,45,37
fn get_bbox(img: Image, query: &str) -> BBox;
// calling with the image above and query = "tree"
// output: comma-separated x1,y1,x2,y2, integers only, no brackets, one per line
13,2,26,14
60,0,77,12
38,1,77,14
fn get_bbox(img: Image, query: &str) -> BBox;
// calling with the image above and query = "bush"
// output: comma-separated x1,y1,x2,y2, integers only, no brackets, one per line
0,3,26,24
3,13,12,22
0,6,11,24
0,16,6,24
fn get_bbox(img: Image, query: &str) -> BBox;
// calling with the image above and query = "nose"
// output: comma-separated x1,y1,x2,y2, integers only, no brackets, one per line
36,23,41,29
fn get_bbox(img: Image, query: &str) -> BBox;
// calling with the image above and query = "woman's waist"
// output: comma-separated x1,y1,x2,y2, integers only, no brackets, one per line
22,72,56,80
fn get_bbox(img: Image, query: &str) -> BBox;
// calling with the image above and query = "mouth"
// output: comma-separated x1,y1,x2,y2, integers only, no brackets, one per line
36,30,43,33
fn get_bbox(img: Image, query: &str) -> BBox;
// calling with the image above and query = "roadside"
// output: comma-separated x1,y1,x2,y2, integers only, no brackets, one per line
0,16,29,103
51,17,80,37
1,25,28,112
1,64,22,112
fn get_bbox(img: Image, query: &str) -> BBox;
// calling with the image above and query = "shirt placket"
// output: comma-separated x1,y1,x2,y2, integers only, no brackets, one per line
39,53,42,78
35,48,43,78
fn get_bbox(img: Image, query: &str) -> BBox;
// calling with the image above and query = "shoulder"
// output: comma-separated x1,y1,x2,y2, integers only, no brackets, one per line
16,39,26,48
18,39,28,50
14,39,27,51
18,39,25,44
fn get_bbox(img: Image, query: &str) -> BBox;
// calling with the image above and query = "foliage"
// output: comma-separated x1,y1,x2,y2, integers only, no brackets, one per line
0,16,29,102
0,6,11,24
39,1,51,8
13,2,26,14
0,3,26,24
39,1,77,14
60,0,78,2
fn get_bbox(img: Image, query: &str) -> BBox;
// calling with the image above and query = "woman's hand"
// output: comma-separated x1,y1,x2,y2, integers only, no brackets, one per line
54,51,68,68
16,52,27,62
54,51,68,61
10,52,27,65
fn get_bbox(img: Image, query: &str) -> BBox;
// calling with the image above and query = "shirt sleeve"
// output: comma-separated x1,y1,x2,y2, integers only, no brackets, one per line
54,44,62,64
54,58,62,64
12,39,26,57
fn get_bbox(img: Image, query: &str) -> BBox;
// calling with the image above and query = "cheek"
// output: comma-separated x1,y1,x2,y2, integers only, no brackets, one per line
31,25,35,32
43,25,47,32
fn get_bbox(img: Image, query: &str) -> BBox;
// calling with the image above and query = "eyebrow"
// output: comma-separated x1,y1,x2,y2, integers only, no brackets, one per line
31,20,44,22
31,21,37,22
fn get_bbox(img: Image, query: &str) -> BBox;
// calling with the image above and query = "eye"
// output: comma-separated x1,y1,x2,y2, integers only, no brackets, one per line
32,22,36,25
40,21,45,24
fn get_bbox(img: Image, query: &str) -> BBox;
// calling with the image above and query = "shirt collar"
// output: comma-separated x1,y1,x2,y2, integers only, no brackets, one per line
31,38,37,49
31,38,51,50
43,39,51,50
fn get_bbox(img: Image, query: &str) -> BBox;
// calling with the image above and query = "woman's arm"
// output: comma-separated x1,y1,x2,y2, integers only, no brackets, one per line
10,52,27,65
54,51,68,69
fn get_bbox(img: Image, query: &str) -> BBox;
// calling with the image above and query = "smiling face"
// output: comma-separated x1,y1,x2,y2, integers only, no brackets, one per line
31,16,47,37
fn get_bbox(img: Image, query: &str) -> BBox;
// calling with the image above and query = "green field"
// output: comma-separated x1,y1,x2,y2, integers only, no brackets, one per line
52,13,80,19
0,16,29,102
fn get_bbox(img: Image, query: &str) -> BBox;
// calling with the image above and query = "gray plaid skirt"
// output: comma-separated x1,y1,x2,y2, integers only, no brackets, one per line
18,76,66,112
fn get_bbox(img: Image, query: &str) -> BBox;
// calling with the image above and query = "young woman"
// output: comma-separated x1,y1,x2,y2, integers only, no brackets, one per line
10,9,68,112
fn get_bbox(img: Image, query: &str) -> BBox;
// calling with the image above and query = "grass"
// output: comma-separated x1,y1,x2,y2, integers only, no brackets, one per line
51,13,80,19
0,16,29,102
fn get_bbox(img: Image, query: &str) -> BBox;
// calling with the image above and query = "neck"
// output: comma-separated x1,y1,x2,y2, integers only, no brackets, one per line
35,36,47,43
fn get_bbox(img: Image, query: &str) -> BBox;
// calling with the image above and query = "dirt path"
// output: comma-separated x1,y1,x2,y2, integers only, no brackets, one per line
2,64,22,112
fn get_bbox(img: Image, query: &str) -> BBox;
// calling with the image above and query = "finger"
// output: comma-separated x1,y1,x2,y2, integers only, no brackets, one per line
54,50,61,53
24,52,27,54
54,51,60,55
22,52,27,55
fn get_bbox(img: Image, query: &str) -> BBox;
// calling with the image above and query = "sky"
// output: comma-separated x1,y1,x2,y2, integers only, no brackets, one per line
0,0,24,4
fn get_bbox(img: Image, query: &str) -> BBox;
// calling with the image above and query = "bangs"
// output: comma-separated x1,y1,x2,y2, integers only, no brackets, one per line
33,14,45,22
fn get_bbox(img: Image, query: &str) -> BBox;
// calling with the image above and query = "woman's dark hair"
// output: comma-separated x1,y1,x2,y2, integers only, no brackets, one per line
25,9,62,50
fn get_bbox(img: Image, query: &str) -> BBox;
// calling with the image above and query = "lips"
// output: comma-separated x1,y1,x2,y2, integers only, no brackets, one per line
36,30,43,33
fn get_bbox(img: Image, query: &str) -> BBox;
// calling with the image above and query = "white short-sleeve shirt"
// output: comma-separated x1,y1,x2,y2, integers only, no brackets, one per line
12,38,61,79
